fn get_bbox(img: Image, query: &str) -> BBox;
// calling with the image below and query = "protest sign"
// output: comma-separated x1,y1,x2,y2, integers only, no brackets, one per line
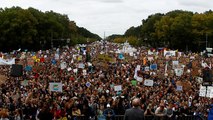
114,85,122,91
83,69,87,76
148,50,153,55
147,56,154,61
67,67,72,71
176,86,183,91
0,58,15,65
135,75,143,82
49,82,63,92
21,80,28,86
164,50,176,56
55,54,59,60
144,79,154,86
78,63,85,69
51,59,57,65
78,55,82,61
172,61,179,69
118,53,124,59
175,68,183,76
60,62,67,70
199,86,206,97
131,80,137,86
136,65,141,71
196,77,203,84
86,82,91,87
150,64,157,70
73,69,78,73
206,86,213,98
145,66,150,71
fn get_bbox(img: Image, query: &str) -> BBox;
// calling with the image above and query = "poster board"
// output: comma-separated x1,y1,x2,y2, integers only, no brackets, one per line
49,82,63,92
144,79,154,86
114,85,122,91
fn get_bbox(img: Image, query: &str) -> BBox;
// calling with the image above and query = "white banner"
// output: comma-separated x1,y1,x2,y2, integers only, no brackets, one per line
164,50,176,56
144,79,154,86
49,82,62,92
0,58,15,65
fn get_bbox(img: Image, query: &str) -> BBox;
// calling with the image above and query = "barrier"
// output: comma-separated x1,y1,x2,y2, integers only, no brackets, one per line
2,114,206,120
66,115,204,120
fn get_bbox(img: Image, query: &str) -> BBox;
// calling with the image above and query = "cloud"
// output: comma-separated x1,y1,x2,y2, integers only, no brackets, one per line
92,0,123,3
0,0,213,37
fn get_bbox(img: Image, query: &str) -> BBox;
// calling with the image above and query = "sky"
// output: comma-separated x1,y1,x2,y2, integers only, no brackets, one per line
1,0,213,38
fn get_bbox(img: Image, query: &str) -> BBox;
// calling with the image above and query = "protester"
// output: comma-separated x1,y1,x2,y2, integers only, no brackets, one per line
0,41,212,120
123,98,144,120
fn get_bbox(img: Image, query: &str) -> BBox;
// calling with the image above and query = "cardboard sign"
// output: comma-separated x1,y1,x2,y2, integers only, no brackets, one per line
114,85,122,91
144,79,154,86
49,82,63,92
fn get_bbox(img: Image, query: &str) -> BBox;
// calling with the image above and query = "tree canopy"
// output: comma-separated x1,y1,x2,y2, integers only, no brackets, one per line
0,7,101,52
108,10,213,52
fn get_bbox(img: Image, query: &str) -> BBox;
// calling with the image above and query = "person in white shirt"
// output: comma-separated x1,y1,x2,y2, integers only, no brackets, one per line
155,103,167,120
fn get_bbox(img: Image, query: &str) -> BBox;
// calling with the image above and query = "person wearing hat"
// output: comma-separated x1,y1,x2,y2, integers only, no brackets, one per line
123,98,144,120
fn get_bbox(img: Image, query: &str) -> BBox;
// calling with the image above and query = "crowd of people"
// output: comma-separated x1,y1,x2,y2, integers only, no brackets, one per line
0,41,212,120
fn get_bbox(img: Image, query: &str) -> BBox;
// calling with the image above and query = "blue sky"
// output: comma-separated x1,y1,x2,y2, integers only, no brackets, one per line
1,0,213,37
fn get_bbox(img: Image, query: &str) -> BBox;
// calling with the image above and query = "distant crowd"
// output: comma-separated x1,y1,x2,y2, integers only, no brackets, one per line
0,41,212,120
